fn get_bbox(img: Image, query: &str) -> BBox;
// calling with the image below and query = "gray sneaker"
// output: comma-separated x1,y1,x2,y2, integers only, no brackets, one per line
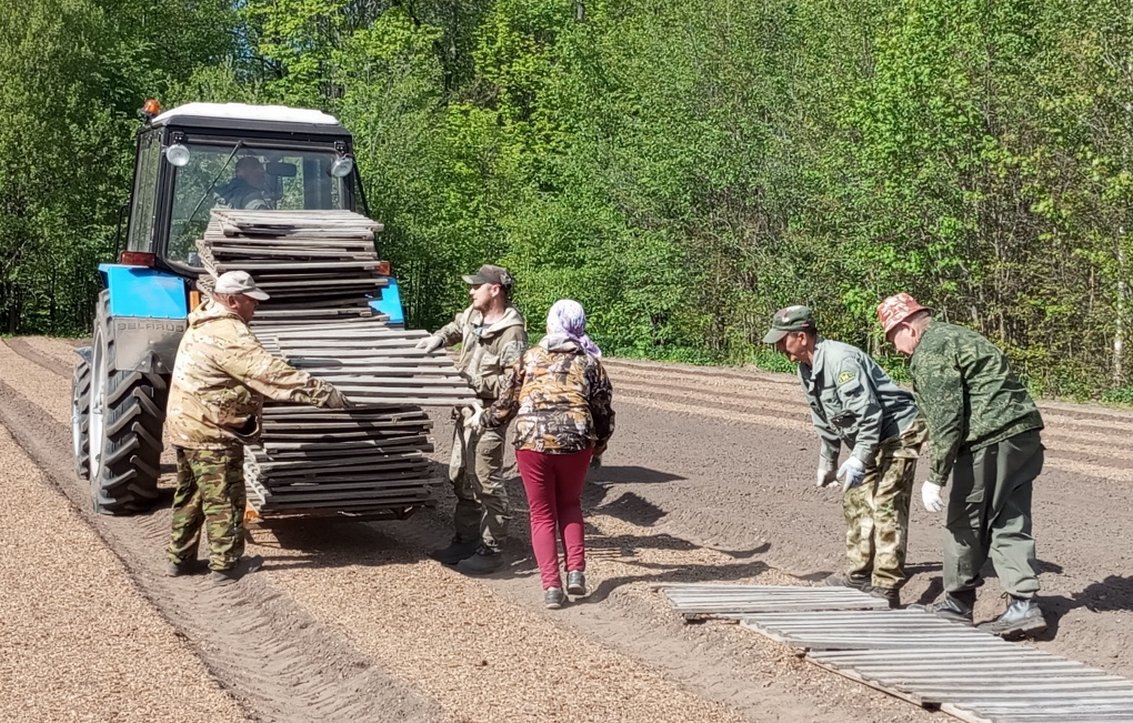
566,570,587,596
978,596,1047,639
544,587,566,610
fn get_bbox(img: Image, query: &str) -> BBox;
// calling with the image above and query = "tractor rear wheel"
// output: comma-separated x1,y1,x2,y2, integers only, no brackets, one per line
88,292,168,514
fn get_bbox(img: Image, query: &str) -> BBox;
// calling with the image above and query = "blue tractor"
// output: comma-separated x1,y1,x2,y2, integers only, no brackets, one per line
71,102,404,514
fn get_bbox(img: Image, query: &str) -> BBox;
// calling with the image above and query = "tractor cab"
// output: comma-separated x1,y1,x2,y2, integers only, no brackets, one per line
125,102,362,274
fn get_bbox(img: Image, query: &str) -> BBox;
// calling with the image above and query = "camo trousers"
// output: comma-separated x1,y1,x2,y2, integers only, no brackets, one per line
844,418,926,590
449,414,511,551
167,446,246,572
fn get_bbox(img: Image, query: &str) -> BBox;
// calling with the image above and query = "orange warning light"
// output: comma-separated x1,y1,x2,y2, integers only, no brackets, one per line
141,98,161,119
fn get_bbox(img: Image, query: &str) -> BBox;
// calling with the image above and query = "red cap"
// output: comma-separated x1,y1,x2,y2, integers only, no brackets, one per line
877,292,929,334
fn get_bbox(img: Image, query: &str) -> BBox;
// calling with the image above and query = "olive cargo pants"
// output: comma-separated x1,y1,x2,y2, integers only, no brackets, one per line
944,430,1043,599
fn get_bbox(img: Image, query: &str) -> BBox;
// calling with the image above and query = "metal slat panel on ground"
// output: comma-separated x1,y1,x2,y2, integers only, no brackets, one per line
657,583,889,617
661,582,1133,723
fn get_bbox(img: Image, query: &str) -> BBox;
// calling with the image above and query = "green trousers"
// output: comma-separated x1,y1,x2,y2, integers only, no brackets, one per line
167,446,247,572
449,418,510,551
944,430,1043,599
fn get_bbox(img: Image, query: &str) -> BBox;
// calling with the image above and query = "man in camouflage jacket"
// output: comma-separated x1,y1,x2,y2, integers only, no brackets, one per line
765,305,926,607
879,292,1046,638
415,264,528,573
165,270,348,584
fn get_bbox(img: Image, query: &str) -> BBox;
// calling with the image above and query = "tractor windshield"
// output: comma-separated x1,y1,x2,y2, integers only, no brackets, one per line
163,143,351,268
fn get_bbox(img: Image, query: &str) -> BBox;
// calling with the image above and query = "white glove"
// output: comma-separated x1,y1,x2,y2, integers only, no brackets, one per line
415,335,444,353
815,465,837,488
921,481,945,512
462,402,484,430
837,456,866,491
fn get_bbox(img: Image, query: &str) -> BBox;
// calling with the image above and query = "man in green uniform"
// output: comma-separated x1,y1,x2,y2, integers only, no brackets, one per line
416,264,528,573
166,270,349,585
878,292,1046,637
765,305,926,607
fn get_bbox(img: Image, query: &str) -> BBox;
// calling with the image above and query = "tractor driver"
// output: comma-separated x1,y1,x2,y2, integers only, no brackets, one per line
217,156,275,210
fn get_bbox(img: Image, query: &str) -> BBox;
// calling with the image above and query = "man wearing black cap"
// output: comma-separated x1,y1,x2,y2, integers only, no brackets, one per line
416,264,528,573
764,305,925,607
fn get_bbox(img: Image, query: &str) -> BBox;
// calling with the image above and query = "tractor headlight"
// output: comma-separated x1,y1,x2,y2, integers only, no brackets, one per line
329,155,354,178
165,143,191,167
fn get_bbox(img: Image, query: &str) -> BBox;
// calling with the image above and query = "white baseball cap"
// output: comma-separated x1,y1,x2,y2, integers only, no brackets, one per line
214,270,270,300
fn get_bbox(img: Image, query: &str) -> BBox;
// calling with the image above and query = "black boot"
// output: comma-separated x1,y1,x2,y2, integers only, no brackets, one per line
428,537,480,565
909,590,975,624
869,586,901,609
978,595,1047,638
456,546,504,575
822,572,872,592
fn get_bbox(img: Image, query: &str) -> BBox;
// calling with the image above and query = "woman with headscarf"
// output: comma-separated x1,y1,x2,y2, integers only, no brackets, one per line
479,299,615,609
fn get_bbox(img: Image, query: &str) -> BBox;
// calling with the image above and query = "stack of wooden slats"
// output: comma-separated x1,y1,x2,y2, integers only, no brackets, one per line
197,209,387,314
193,209,472,517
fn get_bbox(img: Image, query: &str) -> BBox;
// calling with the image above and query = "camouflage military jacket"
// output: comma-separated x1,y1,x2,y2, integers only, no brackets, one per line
909,320,1044,486
800,337,920,466
433,305,528,401
166,300,336,449
484,338,615,454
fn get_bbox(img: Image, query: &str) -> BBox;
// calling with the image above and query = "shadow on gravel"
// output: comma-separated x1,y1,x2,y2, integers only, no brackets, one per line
1032,574,1133,641
589,465,685,485
584,487,667,526
581,557,772,605
248,517,429,570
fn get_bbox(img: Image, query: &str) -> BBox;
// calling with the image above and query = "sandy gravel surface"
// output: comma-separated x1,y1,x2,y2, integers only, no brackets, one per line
0,422,247,722
7,335,1133,722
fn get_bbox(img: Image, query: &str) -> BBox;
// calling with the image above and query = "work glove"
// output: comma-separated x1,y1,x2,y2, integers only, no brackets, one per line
323,386,351,410
816,458,837,488
816,466,837,488
837,456,866,492
415,335,444,353
462,402,485,431
921,481,945,512
590,455,603,471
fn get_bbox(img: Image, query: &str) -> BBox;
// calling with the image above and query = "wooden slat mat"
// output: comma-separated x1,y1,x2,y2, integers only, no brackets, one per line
657,583,888,618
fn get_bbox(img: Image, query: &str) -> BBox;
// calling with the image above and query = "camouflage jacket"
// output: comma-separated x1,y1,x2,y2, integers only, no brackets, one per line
433,305,528,402
166,299,336,449
909,320,1044,486
484,338,615,454
799,337,921,467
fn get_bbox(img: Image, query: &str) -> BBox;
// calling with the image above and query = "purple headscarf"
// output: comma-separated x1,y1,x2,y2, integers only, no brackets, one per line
544,299,602,358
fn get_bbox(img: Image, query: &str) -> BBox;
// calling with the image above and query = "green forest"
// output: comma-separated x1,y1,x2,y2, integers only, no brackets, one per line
3,0,1133,400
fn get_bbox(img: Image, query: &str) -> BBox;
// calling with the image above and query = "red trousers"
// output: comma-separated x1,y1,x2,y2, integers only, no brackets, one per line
515,448,593,590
